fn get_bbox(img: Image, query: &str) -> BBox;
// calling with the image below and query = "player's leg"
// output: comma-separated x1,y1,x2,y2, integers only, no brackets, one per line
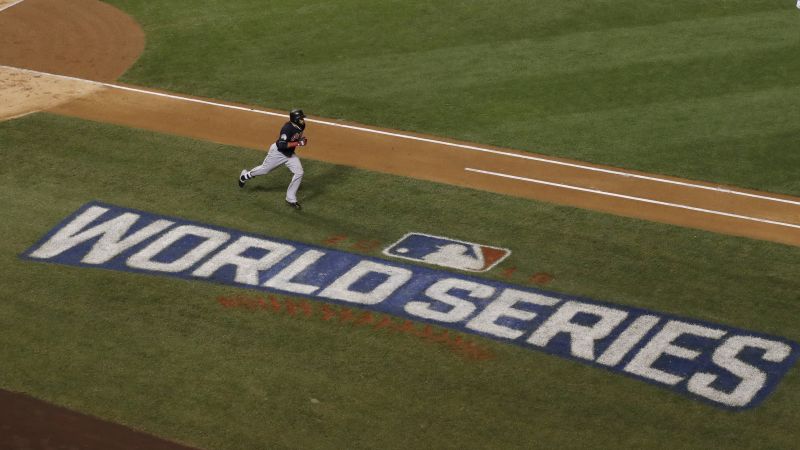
239,144,286,187
284,156,304,208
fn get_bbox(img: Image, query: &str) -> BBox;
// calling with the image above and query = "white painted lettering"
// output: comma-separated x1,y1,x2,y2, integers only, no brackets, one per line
687,336,792,407
596,315,661,366
192,236,295,285
126,225,230,273
263,249,325,295
527,301,628,360
29,206,174,263
319,260,412,305
404,278,494,323
625,320,725,385
465,288,558,339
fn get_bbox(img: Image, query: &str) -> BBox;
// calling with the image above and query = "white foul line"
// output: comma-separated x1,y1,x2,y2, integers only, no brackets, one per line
308,122,800,207
2,64,799,208
465,167,800,230
0,0,26,13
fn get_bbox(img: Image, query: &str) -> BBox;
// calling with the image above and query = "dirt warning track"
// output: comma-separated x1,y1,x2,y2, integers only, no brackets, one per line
0,389,199,450
2,0,800,248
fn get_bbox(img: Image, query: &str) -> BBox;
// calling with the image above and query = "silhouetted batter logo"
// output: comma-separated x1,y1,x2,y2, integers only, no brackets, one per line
383,233,510,272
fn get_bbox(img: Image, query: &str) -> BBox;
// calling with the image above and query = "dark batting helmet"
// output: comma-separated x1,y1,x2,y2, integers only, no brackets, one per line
289,109,306,130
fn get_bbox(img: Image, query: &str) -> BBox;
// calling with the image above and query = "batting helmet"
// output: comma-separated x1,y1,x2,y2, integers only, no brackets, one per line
289,109,306,130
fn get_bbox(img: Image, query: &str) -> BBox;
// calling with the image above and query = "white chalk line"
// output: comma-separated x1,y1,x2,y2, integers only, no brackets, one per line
0,0,26,13
465,168,800,230
3,64,800,208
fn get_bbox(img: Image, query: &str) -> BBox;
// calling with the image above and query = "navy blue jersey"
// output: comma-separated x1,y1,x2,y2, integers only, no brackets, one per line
275,122,304,156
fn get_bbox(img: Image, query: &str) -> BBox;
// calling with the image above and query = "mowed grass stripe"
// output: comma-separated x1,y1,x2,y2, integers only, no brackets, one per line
533,84,800,190
287,11,798,96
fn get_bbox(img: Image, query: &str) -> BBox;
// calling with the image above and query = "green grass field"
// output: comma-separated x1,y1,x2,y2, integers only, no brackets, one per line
2,1,800,449
111,0,800,195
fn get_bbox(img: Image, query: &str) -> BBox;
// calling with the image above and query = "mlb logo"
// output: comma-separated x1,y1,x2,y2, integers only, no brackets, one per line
383,233,510,272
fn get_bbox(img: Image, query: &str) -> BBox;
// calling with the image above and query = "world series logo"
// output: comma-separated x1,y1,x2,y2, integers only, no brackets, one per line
20,201,800,410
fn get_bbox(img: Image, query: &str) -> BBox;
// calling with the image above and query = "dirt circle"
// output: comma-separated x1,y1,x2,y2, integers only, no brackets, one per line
0,0,145,120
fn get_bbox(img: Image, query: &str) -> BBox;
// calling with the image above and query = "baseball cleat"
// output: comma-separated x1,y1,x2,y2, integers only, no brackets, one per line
286,201,302,210
238,169,247,188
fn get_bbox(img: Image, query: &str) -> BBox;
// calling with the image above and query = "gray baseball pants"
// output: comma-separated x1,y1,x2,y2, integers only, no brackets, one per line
247,143,304,203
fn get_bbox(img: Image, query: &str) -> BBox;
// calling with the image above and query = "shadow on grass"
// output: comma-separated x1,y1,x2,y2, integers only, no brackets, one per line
300,164,355,202
241,164,354,200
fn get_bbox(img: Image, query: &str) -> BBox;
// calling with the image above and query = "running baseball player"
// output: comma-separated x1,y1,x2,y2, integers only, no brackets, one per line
238,109,308,210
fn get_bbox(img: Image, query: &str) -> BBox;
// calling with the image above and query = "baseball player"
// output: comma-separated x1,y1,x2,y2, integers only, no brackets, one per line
239,109,308,210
